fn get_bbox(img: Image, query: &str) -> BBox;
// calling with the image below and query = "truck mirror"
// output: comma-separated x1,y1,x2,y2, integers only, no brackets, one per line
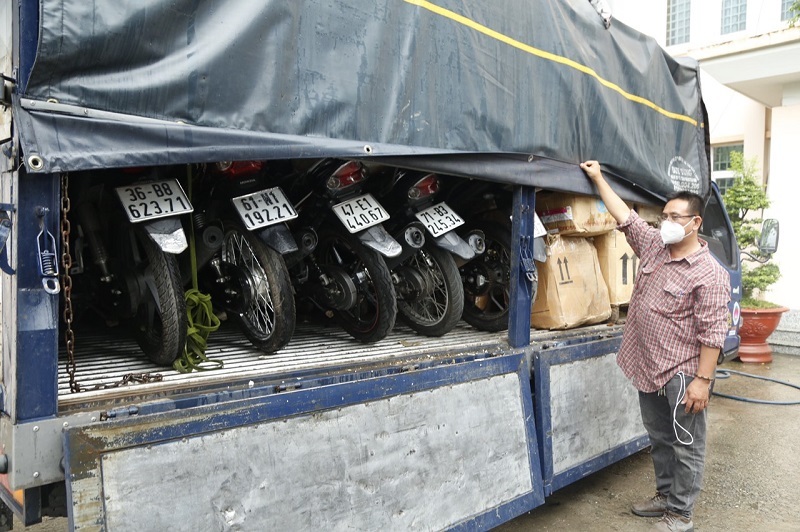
758,219,779,255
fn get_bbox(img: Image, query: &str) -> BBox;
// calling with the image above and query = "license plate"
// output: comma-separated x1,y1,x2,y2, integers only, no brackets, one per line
231,187,298,230
332,194,390,233
115,179,193,223
415,202,464,238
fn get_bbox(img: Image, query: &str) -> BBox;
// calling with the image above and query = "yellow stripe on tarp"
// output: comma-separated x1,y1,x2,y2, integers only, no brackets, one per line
403,0,698,126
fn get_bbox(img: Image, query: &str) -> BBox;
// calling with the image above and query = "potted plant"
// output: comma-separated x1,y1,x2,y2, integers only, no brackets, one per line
722,152,785,363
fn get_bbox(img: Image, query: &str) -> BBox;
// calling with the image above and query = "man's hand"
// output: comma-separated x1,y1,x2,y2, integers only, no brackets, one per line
683,378,711,414
578,160,630,224
580,160,603,183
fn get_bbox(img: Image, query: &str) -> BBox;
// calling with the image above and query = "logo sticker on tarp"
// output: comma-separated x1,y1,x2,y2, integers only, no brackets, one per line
668,156,700,194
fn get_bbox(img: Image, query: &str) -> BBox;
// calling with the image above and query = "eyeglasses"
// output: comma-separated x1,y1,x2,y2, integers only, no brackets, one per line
659,213,697,222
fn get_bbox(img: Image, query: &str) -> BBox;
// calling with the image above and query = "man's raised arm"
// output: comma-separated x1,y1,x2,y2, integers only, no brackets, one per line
580,160,631,225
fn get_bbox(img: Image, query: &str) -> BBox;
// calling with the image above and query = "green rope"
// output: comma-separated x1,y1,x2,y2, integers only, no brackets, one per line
173,167,223,373
174,288,222,372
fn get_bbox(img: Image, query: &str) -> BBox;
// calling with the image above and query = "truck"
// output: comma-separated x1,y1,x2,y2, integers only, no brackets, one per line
0,1,744,530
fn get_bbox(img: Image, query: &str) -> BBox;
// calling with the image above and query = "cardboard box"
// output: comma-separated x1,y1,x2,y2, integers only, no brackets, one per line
593,230,638,306
635,203,662,225
531,235,612,329
536,192,618,236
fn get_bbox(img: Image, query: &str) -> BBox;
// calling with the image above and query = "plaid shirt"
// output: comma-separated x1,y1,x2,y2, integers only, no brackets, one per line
617,211,730,392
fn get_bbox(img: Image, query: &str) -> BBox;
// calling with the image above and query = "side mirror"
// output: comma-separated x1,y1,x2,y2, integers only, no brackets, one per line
758,219,779,255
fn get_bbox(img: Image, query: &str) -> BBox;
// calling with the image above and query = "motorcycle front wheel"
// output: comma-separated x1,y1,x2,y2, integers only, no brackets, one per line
396,242,464,337
220,222,296,353
460,221,511,332
128,228,188,366
316,227,397,343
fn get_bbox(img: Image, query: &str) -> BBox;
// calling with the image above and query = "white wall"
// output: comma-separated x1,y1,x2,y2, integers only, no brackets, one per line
763,103,800,306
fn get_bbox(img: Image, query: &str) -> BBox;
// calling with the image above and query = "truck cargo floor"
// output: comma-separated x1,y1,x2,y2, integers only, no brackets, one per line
57,319,511,408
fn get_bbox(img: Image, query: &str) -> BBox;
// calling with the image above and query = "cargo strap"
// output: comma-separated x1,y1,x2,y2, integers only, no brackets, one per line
173,166,222,373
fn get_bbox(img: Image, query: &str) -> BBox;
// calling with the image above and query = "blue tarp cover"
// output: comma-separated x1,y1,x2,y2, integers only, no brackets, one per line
15,0,710,202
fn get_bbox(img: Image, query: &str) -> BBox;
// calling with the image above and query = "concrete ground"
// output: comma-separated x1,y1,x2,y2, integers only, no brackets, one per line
498,351,800,532
13,353,800,531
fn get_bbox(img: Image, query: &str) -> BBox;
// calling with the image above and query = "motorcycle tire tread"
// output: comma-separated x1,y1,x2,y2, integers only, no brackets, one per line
132,228,188,366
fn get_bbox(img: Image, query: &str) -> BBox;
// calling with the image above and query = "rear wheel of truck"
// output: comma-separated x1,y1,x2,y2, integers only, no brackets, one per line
396,242,464,337
316,227,397,343
129,227,188,366
220,222,296,353
460,221,512,332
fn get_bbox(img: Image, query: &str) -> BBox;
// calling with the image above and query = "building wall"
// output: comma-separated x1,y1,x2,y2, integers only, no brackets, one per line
764,103,800,303
611,0,799,310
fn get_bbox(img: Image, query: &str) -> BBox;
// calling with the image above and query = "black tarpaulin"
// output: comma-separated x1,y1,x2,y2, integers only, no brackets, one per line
15,0,710,202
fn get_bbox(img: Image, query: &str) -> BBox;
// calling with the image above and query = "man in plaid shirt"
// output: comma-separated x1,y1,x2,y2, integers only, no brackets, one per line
581,161,730,532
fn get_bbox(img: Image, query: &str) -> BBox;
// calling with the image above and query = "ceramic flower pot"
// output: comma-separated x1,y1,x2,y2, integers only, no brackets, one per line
738,306,789,363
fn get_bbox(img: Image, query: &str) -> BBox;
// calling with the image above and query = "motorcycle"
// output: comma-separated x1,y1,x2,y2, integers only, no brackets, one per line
67,167,190,365
441,177,546,332
187,161,297,354
370,168,485,336
277,159,401,343
439,177,515,332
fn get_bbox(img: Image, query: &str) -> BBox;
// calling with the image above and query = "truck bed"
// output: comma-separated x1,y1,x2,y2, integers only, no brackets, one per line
57,319,624,412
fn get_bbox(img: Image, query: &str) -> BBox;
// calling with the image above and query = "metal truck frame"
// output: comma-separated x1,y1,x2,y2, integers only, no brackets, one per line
0,1,742,529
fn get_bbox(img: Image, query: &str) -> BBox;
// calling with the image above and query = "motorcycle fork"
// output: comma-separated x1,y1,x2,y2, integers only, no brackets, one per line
77,201,113,282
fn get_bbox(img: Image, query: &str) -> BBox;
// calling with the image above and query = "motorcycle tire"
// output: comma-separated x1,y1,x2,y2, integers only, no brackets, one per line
129,228,188,366
396,242,464,337
316,227,397,343
460,220,512,332
221,222,296,353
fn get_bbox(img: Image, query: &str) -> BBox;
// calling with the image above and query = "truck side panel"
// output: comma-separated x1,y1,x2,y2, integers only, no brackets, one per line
533,334,649,495
64,354,545,531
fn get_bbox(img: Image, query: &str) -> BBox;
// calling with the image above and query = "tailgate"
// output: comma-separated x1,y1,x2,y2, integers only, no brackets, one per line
63,353,544,531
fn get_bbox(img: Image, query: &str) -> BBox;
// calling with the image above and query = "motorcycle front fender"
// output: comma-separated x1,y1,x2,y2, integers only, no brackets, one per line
256,223,299,255
357,225,402,258
141,217,188,254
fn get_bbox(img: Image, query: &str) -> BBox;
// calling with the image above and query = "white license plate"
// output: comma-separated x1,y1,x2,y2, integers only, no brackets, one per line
231,187,298,230
415,202,465,238
115,179,193,223
332,194,390,233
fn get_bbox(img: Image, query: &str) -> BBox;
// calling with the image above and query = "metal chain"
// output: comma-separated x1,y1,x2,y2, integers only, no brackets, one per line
59,174,163,393
60,173,80,393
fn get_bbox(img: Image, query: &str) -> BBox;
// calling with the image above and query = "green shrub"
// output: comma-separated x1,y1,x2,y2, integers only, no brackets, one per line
721,153,781,306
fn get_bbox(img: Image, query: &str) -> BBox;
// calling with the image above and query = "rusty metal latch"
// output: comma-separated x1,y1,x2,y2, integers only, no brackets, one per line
0,202,15,275
519,235,537,283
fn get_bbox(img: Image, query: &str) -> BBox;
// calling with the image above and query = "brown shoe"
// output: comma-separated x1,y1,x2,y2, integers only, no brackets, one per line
651,510,694,531
631,492,667,517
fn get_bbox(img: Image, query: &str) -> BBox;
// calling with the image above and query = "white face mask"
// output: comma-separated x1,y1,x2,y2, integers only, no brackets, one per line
660,217,695,245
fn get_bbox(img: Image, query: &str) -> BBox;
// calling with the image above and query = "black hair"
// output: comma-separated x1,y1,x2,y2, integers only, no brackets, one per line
666,191,704,219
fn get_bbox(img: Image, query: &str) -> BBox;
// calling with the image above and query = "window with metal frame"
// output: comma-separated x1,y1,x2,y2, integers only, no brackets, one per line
782,0,798,21
721,0,747,34
712,144,744,172
714,177,735,196
666,0,691,45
